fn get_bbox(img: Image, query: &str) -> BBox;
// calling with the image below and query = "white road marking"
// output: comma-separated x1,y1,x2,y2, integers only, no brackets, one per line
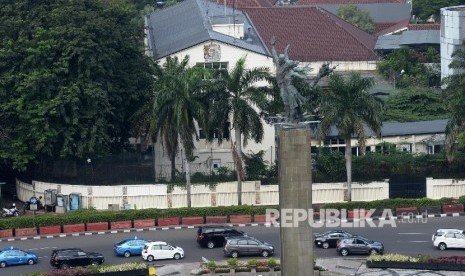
398,233,426,235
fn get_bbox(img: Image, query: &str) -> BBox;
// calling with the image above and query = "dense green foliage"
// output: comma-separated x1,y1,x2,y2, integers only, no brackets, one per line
337,4,375,33
444,39,465,155
312,150,465,183
323,198,442,210
0,0,154,171
244,150,277,185
412,0,465,22
381,87,448,122
0,205,275,229
377,47,440,88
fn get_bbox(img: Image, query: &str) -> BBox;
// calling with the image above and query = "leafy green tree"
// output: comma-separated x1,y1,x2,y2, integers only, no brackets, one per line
317,72,383,201
153,56,212,207
207,57,272,205
0,0,154,171
337,4,375,34
412,0,465,22
381,87,448,122
444,39,465,162
377,47,440,88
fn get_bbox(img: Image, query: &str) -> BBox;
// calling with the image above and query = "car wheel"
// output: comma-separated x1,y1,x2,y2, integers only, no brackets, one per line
90,260,99,266
60,263,70,269
261,250,270,257
439,243,447,251
369,249,378,255
0,261,7,268
123,251,131,258
27,259,35,265
322,242,330,249
207,241,215,249
173,253,181,260
147,255,154,262
231,251,239,258
340,248,349,256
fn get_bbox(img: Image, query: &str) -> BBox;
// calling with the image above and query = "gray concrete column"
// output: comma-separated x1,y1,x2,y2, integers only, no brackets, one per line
278,126,313,276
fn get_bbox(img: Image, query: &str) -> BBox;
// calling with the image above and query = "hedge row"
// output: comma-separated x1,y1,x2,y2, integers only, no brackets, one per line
0,205,277,230
323,196,465,211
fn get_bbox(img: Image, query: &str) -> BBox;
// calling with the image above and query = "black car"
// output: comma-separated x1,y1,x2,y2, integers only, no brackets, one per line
224,236,275,258
197,225,246,249
314,230,353,249
50,248,104,269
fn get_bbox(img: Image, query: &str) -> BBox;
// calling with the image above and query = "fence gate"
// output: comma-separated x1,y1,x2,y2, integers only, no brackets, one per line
389,176,426,198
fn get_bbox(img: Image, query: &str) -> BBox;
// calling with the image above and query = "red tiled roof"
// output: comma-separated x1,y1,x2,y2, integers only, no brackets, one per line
375,19,409,36
243,6,378,61
375,22,399,34
207,0,275,8
408,23,440,30
297,0,405,4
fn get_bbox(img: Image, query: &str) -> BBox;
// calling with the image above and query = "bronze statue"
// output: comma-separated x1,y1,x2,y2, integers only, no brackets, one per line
270,36,335,124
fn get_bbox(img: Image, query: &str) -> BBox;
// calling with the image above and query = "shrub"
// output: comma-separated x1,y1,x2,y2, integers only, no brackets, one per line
0,205,277,230
267,257,278,267
227,258,238,267
43,268,92,276
207,260,216,268
235,266,251,272
95,262,146,273
247,259,258,267
458,195,465,206
439,197,457,205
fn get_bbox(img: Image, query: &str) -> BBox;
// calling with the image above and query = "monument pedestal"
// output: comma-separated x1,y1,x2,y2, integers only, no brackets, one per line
278,125,314,276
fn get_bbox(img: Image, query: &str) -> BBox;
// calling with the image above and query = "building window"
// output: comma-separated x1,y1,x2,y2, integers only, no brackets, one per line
196,62,229,70
199,122,230,140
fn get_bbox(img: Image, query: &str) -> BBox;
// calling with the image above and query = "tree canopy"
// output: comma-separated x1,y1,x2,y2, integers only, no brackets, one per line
337,4,375,34
412,0,465,22
0,0,154,171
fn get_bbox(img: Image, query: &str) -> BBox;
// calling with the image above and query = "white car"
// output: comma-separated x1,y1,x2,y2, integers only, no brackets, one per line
142,241,184,261
431,229,463,242
433,232,465,250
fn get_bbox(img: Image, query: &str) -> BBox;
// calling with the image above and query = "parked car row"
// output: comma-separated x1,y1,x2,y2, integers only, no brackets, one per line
314,230,385,256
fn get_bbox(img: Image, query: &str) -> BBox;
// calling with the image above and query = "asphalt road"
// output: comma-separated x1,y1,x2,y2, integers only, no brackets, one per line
2,216,465,276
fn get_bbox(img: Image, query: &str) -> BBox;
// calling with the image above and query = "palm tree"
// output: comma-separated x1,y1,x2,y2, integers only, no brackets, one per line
317,72,383,201
444,40,465,162
154,56,210,207
206,56,272,205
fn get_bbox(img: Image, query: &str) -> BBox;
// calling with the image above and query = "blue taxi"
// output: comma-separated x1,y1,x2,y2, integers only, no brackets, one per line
0,247,38,268
113,237,147,257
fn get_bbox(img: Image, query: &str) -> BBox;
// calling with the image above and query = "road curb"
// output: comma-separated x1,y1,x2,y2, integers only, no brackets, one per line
0,223,267,243
1,212,465,243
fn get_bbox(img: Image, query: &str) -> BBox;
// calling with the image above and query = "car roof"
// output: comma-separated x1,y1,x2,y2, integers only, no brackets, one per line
1,247,22,251
53,248,82,252
145,241,168,245
120,237,145,242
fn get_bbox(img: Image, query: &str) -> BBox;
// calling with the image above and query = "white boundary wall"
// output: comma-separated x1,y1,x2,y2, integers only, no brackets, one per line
16,178,465,210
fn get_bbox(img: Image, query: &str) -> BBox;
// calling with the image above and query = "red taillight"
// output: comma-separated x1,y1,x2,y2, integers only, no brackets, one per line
54,256,60,261
143,250,147,253
199,234,204,240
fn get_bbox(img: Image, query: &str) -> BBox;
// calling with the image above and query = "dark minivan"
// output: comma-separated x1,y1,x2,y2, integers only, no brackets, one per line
197,225,246,249
50,248,104,269
224,236,274,258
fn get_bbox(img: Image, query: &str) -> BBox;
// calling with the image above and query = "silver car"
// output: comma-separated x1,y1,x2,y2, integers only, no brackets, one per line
223,237,274,258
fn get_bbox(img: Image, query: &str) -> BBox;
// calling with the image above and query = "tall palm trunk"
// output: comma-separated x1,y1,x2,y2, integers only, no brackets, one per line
234,129,243,205
185,159,192,208
345,136,353,202
170,156,176,182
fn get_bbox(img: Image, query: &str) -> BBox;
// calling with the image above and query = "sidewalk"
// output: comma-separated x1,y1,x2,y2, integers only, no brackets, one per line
153,258,465,275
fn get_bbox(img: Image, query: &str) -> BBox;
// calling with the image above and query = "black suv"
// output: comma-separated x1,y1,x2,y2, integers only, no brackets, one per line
50,248,104,269
197,225,246,248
